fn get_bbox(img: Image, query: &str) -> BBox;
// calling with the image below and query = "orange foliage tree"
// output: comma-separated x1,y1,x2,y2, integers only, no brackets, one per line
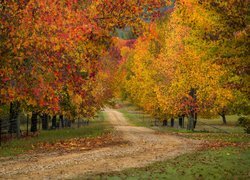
0,0,171,132
116,0,249,129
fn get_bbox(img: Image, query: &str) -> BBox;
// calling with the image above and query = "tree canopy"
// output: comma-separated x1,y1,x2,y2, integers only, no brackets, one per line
115,0,249,122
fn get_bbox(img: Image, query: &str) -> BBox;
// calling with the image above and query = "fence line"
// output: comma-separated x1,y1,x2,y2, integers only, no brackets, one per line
0,119,2,146
0,115,93,146
198,121,230,133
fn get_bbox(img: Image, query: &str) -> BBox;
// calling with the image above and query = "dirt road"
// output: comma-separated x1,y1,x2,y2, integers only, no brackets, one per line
0,109,199,179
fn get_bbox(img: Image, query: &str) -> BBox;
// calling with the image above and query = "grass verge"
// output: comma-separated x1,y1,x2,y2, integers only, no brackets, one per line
106,102,249,179
94,147,250,179
117,102,245,134
118,108,153,127
0,111,112,157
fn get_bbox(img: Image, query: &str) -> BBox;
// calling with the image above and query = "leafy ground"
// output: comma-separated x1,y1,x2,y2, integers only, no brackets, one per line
95,147,250,179
0,109,197,179
0,104,249,179
0,111,113,157
0,102,250,179
93,102,249,179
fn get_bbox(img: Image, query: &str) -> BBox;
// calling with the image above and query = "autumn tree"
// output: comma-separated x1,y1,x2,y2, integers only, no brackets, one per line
116,0,249,129
1,0,172,133
153,0,235,129
200,0,250,123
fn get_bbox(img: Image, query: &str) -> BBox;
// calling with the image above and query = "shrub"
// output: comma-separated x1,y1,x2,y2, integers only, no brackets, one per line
238,117,250,134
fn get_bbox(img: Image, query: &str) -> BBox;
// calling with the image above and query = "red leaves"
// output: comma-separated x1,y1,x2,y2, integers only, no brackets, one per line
66,65,71,71
33,88,41,97
33,133,124,153
1,0,172,117
2,77,10,83
54,71,60,77
199,141,249,151
177,133,250,151
59,33,69,40
39,99,46,107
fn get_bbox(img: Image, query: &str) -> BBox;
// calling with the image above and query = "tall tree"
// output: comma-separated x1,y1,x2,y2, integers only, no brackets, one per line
116,0,249,128
1,0,171,120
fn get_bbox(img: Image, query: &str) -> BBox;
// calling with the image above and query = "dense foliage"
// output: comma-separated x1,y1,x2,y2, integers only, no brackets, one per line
0,0,170,120
115,0,249,127
0,0,249,132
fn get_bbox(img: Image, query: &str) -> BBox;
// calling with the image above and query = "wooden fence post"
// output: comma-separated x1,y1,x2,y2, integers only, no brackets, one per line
0,119,2,146
16,115,21,139
27,114,29,136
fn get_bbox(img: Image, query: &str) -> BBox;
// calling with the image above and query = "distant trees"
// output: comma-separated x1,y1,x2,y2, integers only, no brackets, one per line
116,0,249,128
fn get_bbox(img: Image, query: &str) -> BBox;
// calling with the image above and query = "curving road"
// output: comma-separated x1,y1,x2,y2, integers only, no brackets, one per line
0,108,200,179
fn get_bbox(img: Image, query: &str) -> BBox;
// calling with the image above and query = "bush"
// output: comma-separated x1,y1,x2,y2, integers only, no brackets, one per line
238,117,250,134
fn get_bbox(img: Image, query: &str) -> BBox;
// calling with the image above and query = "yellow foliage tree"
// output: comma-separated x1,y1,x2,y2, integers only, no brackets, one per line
116,0,249,128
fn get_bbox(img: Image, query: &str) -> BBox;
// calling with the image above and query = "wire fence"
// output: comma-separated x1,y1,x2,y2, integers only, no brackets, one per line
0,115,91,146
127,110,234,133
0,117,23,144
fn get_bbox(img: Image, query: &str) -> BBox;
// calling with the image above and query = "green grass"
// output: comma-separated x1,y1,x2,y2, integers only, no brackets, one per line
94,147,250,180
99,101,249,179
199,115,241,126
165,131,250,144
0,111,112,157
117,102,246,134
119,108,153,127
117,101,158,127
118,102,249,143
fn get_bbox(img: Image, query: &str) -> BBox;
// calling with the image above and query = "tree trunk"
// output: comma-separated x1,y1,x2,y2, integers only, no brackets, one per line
16,115,21,138
77,118,80,128
187,116,194,131
8,102,14,133
26,114,29,135
163,118,168,126
187,88,197,131
154,119,158,126
8,101,20,134
0,119,2,146
60,115,64,128
194,113,197,129
222,114,227,124
179,115,185,128
171,117,174,127
220,113,227,125
178,116,182,128
31,112,38,132
65,118,71,127
52,115,57,129
41,114,49,130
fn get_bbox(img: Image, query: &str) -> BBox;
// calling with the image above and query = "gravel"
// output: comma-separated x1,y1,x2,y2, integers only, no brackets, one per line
0,108,200,179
